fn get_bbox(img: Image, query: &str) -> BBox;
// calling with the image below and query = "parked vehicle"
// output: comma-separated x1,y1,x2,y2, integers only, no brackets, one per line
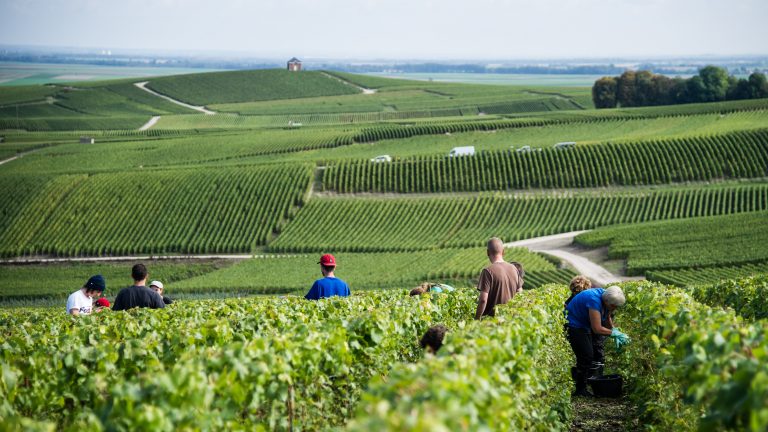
516,146,532,153
449,146,475,157
554,141,576,149
370,155,392,163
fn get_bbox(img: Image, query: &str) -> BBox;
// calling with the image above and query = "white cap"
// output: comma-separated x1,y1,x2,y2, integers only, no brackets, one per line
149,280,164,289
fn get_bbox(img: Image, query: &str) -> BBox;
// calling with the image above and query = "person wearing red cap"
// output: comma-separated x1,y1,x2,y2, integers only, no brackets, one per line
305,254,350,300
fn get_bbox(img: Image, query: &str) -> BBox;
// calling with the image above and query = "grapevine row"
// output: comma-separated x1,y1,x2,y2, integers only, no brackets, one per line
325,129,768,193
270,184,768,252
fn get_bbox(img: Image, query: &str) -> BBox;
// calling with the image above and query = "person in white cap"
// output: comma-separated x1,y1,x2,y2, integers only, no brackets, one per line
149,280,173,305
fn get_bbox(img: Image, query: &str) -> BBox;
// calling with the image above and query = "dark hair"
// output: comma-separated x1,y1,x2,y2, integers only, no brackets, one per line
321,264,335,273
131,263,148,282
420,324,448,353
510,261,525,282
410,286,427,296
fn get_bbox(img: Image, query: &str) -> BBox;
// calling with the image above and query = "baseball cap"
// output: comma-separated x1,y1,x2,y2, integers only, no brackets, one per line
84,274,106,292
95,297,111,308
150,280,164,289
318,254,336,266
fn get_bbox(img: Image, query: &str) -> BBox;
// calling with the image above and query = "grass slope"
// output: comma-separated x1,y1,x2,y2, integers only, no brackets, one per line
145,69,360,105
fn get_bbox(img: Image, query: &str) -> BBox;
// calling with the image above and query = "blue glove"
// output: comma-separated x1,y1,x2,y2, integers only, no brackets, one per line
610,328,631,350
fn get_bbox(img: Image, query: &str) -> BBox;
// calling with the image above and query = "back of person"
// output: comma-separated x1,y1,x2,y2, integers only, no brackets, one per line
565,288,605,329
478,261,521,317
112,285,165,311
307,276,350,300
112,264,165,311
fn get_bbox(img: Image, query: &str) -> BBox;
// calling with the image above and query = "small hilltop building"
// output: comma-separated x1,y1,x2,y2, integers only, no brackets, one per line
287,57,302,72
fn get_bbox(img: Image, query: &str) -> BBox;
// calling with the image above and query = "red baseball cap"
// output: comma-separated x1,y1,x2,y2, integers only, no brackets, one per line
96,297,111,307
318,254,336,266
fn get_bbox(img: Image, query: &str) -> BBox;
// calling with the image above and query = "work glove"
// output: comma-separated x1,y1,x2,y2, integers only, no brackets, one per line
610,328,631,350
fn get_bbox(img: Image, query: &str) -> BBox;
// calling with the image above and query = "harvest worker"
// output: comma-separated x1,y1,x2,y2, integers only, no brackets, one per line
305,254,350,300
563,276,611,378
112,264,165,311
565,285,629,397
66,274,106,316
150,280,173,305
475,237,522,320
420,324,448,354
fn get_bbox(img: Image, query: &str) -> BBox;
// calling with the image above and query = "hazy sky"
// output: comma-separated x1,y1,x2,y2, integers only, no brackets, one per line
1,0,766,60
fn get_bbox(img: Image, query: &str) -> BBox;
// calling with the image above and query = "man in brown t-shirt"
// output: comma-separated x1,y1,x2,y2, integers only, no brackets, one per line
475,237,523,320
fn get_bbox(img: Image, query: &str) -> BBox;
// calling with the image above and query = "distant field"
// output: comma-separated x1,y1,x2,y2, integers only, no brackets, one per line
364,72,607,87
0,62,219,86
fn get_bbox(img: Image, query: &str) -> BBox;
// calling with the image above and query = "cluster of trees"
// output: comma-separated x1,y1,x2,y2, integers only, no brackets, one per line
592,66,768,108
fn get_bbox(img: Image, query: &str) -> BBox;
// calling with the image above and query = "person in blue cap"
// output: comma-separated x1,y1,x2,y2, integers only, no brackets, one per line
66,274,106,316
305,254,350,300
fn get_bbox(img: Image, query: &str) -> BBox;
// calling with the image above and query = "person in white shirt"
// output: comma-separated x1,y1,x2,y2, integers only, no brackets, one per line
66,274,106,316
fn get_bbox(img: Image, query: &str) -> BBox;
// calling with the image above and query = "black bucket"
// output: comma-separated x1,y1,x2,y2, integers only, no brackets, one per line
587,374,623,398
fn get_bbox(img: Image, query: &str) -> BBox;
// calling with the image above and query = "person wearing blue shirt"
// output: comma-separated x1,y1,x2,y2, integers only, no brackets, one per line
305,254,350,300
565,286,627,397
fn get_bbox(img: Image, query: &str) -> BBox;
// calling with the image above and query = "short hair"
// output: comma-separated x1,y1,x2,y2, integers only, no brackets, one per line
602,286,626,307
487,237,504,255
131,263,147,282
321,264,335,273
569,275,592,294
420,325,448,353
410,286,427,296
510,261,525,281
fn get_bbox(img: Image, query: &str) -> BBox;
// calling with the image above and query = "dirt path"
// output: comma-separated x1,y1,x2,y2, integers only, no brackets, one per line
134,82,216,115
570,396,641,431
320,72,378,95
0,147,45,167
505,231,642,286
138,115,161,131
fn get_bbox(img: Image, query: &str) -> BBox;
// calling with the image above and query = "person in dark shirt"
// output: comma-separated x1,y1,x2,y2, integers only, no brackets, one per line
112,263,165,311
305,254,350,300
150,280,173,305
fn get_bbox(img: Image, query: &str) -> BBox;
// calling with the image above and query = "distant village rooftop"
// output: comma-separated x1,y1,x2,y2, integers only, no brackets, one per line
287,57,302,72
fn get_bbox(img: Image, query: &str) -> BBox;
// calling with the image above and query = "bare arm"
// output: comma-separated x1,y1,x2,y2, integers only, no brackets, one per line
605,313,614,329
69,308,80,316
475,291,489,320
589,309,612,335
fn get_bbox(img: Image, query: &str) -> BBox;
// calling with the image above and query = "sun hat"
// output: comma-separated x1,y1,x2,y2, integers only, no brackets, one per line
149,280,164,289
84,274,106,292
318,254,336,266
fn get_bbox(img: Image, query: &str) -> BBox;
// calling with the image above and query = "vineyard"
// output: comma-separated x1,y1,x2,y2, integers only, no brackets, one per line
271,184,768,252
0,165,313,257
575,211,768,275
171,247,573,294
145,70,361,105
323,128,768,193
2,280,767,430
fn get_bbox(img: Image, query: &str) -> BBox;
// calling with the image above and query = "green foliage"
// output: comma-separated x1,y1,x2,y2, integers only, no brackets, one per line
0,289,478,430
0,85,56,105
145,69,360,105
272,184,768,252
648,262,768,286
172,247,569,294
324,129,768,193
0,261,227,302
0,165,312,256
347,285,572,431
576,212,768,275
688,274,768,320
616,281,768,431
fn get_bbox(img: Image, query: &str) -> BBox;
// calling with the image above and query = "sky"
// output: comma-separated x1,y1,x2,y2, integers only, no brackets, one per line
1,0,767,60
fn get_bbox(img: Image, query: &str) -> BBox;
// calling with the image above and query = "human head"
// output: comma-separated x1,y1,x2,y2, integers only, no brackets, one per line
569,275,592,295
318,254,336,275
510,261,525,286
410,286,427,296
486,237,504,262
420,324,448,354
602,286,626,311
132,264,148,283
83,274,106,297
150,280,164,296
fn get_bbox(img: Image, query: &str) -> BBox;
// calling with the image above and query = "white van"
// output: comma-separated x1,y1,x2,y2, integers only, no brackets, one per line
516,145,532,153
554,141,576,149
370,155,392,163
449,146,475,157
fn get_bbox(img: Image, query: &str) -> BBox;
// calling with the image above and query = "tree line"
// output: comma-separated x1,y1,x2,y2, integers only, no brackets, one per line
592,66,768,109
